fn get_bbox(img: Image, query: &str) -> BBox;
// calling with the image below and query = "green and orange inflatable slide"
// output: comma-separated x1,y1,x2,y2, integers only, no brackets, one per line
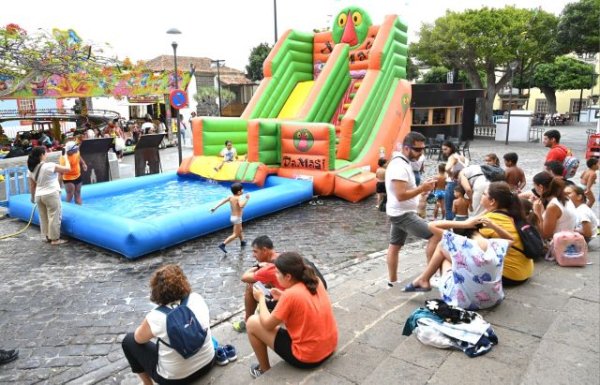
178,7,412,202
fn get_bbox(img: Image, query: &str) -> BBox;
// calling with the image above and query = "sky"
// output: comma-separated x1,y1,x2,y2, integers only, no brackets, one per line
2,0,573,72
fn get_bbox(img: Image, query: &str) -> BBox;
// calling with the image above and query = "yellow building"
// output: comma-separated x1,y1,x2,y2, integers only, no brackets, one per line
494,53,600,119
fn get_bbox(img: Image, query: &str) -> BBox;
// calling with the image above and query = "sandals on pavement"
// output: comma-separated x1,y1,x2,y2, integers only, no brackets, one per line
403,282,432,292
50,239,68,245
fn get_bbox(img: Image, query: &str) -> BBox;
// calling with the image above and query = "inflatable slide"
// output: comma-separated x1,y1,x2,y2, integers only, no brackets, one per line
180,6,412,202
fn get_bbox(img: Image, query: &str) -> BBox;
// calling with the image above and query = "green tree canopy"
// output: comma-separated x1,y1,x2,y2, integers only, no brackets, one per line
194,86,235,116
411,6,559,123
531,56,595,113
245,43,272,82
557,0,600,55
0,24,119,98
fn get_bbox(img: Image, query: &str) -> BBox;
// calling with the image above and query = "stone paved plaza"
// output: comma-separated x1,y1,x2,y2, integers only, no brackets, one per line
0,124,598,384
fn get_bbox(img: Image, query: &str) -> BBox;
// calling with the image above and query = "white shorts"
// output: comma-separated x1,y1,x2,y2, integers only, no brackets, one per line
230,216,242,225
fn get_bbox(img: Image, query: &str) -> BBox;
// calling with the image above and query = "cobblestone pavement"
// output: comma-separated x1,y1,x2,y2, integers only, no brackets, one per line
0,124,595,384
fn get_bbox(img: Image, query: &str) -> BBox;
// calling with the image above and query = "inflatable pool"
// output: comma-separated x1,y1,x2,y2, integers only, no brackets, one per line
8,173,313,259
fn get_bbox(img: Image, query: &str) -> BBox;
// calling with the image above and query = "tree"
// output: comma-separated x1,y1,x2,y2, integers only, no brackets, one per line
406,56,420,81
194,87,235,116
530,56,595,113
557,0,600,55
0,24,119,98
245,43,272,82
411,7,559,123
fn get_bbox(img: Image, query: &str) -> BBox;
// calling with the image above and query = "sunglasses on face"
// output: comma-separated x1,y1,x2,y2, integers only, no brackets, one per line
410,146,426,153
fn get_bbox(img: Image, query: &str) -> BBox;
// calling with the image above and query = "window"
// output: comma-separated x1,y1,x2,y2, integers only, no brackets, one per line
432,108,446,124
570,98,589,114
535,99,548,114
17,99,36,113
17,99,36,126
412,108,429,125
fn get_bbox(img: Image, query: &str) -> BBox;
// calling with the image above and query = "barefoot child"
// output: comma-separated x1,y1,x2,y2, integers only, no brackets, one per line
433,164,447,219
580,157,598,208
452,185,469,221
214,140,238,172
503,152,526,193
211,183,250,253
375,158,387,209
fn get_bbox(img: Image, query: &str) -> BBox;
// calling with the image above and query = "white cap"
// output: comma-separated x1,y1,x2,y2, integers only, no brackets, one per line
65,141,78,153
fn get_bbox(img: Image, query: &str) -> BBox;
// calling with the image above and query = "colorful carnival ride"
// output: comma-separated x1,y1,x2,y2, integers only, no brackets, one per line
8,7,411,259
180,6,411,202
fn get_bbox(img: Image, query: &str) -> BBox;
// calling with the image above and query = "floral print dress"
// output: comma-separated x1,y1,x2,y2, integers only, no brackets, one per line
438,231,508,310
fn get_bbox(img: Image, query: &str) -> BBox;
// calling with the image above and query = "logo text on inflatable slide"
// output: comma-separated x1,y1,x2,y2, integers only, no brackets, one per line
282,155,326,171
293,128,314,152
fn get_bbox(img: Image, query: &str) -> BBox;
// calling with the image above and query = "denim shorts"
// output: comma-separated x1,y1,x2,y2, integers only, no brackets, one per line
389,212,433,246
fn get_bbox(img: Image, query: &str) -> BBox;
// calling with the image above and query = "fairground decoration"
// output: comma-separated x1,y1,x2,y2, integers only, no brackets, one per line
0,25,191,99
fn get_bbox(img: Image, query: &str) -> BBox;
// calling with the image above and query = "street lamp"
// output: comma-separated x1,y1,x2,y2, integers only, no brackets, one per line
273,0,278,43
210,59,225,117
167,27,182,164
505,61,519,145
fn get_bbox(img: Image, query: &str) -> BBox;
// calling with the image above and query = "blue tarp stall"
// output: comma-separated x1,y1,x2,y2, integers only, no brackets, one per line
8,173,313,259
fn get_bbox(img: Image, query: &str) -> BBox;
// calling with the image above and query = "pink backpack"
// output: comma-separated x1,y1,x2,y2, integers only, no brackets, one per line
551,231,588,267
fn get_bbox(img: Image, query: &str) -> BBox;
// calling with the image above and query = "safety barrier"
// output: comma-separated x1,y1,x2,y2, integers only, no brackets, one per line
0,166,30,207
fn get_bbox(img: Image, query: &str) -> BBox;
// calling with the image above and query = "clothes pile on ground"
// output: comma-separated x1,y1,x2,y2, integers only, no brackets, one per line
403,299,498,357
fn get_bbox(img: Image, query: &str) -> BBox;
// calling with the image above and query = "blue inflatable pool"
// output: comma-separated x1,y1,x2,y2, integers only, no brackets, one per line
8,173,313,259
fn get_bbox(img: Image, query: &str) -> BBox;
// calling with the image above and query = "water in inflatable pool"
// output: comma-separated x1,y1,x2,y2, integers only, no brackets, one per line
84,179,256,221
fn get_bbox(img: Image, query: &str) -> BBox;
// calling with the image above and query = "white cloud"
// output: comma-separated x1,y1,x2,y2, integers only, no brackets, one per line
2,0,569,72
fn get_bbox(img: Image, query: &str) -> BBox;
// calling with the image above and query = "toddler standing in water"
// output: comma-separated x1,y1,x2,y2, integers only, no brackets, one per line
211,183,250,253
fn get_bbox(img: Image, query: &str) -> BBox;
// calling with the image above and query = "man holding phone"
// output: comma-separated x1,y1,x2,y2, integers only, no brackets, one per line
385,132,437,287
236,236,327,332
237,236,283,331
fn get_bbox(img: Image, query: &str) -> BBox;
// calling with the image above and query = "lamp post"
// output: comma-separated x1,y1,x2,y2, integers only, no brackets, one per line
167,27,182,164
273,0,278,43
505,61,519,145
211,60,225,117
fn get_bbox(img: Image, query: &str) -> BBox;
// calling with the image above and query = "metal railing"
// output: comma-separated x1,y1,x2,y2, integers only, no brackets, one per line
0,166,30,207
0,108,120,123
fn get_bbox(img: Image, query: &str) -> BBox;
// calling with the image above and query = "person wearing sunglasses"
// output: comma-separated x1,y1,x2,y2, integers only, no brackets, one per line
384,132,437,287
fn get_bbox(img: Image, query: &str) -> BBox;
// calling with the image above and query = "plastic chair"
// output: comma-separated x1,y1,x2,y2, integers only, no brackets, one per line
460,141,471,161
427,137,441,159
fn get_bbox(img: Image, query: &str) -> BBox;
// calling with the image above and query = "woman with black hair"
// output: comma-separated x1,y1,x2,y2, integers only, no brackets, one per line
531,171,577,239
246,252,337,378
27,146,71,245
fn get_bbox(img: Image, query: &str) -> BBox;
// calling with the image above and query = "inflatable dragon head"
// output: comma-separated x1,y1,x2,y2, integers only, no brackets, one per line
332,6,372,49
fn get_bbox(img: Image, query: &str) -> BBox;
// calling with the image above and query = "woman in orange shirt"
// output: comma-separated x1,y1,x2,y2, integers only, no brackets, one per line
246,252,337,378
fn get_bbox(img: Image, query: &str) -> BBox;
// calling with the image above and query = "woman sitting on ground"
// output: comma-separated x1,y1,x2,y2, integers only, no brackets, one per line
122,264,215,385
246,252,337,378
531,172,577,239
565,184,599,243
405,215,512,310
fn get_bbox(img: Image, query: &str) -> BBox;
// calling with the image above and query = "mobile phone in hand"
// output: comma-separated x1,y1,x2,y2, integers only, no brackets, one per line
253,281,272,297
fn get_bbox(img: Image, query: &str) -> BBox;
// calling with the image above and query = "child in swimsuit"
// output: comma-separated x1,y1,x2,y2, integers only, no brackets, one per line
452,184,469,221
375,158,387,209
580,158,598,208
210,182,250,253
433,163,447,219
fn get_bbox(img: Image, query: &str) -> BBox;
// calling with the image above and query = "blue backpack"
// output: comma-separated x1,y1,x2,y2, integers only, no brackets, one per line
156,296,207,359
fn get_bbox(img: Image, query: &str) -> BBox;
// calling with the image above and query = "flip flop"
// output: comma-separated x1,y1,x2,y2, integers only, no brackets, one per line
50,239,68,245
403,282,432,292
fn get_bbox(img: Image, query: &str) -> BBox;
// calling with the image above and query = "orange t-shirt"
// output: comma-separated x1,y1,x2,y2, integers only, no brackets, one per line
272,281,337,363
60,153,81,181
